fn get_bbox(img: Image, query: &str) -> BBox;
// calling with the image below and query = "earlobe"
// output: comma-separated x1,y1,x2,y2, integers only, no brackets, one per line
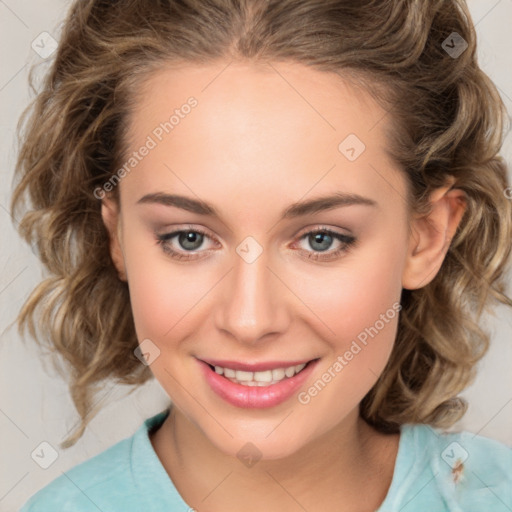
402,179,467,290
101,196,128,282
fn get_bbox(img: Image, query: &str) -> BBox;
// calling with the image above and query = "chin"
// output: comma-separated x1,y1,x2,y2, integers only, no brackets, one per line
206,420,312,462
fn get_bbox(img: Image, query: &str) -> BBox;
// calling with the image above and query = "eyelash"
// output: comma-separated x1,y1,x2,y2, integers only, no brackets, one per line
155,225,357,262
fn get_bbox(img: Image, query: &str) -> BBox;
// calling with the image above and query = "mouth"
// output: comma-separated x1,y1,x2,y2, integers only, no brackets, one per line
196,357,321,408
203,359,318,386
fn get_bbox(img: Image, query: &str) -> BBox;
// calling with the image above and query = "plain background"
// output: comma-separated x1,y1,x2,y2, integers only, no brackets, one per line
1,1,511,511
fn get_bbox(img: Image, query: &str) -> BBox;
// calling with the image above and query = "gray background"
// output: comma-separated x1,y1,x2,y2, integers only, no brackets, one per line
1,1,511,510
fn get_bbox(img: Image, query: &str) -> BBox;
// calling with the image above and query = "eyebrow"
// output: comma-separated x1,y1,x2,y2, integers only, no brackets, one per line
136,191,378,219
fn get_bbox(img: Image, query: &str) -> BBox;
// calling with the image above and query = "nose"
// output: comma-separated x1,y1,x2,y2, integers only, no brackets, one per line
214,244,290,346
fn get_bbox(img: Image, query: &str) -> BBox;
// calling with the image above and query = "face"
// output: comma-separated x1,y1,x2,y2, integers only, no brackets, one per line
101,61,452,460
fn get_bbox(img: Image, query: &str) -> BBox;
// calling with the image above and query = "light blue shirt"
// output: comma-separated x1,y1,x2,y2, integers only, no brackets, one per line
19,408,512,511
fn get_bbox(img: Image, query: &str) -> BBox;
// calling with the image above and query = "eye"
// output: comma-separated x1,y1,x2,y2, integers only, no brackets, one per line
292,226,357,261
156,226,218,261
155,225,357,262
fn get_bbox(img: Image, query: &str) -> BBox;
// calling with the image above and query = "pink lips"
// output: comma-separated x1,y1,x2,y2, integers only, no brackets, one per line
197,358,319,408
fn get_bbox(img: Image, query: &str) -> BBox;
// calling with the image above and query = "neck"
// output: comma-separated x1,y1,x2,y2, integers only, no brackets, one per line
151,404,399,511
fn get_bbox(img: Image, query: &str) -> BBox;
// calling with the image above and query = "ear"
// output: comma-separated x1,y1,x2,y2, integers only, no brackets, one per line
101,195,128,282
402,178,467,290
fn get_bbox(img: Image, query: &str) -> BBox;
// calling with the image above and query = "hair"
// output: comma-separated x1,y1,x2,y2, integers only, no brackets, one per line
10,0,512,449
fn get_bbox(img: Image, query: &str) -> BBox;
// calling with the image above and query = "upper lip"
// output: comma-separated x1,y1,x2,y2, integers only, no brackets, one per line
198,357,318,372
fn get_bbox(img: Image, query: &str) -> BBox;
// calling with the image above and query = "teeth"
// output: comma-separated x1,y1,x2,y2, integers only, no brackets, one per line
272,368,285,380
253,370,273,382
234,379,283,386
224,368,236,378
284,366,295,378
211,362,309,386
235,370,253,381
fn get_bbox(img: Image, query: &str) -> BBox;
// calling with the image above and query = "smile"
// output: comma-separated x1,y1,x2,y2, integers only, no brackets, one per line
211,363,307,386
196,357,320,408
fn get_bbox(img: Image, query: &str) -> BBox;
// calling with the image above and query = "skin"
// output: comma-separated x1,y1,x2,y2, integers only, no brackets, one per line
101,61,467,511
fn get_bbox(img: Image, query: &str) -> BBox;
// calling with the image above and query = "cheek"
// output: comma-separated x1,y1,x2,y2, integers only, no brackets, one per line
296,275,401,427
290,243,404,347
290,242,404,415
122,234,210,343
124,216,406,357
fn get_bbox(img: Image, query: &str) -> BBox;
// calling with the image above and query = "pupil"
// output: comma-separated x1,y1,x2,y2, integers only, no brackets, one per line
180,231,203,250
310,232,332,252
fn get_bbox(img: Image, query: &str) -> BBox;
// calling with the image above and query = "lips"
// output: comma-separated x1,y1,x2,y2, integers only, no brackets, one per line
197,357,320,408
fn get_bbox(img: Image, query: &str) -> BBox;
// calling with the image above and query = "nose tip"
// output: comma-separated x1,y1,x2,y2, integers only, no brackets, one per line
214,247,289,345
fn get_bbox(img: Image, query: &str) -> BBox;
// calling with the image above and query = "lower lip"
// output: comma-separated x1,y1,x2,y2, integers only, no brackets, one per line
197,358,319,409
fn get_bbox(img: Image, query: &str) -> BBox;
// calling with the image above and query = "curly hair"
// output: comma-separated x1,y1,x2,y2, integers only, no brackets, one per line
10,0,512,448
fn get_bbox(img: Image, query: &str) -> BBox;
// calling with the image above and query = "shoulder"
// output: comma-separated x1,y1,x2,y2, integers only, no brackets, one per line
391,423,512,511
18,410,171,512
412,423,512,476
19,435,137,512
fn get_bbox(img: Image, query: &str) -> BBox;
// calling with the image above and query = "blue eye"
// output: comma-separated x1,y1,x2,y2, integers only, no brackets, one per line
156,226,214,260
295,228,357,261
171,231,204,251
309,231,337,251
155,225,357,262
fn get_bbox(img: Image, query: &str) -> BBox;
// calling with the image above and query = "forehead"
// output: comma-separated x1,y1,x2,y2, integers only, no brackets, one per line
121,61,405,216
128,60,387,150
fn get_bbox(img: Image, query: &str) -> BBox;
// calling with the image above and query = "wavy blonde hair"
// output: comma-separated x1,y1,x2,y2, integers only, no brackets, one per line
11,0,512,448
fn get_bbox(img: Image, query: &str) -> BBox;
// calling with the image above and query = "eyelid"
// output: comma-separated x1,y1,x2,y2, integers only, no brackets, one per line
156,223,356,261
155,224,219,258
289,225,356,260
156,224,352,246
156,224,217,244
292,224,353,240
